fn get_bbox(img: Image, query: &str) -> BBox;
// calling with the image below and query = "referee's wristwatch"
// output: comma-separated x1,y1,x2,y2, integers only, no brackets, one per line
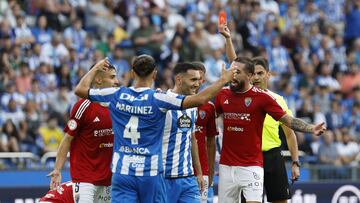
292,160,301,167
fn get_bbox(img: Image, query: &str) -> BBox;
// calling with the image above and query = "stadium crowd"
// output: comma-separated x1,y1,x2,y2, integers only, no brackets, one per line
0,0,359,169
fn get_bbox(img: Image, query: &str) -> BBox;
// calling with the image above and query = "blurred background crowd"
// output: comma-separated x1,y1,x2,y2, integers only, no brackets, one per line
0,0,359,169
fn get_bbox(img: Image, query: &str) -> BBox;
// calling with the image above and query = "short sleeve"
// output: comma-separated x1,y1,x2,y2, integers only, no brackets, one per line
153,92,185,112
88,87,119,104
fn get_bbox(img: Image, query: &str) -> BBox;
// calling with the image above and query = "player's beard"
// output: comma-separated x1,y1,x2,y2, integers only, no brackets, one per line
230,79,245,92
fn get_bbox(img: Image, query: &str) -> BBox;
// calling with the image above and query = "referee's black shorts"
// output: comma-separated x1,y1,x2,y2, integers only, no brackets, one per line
263,147,291,202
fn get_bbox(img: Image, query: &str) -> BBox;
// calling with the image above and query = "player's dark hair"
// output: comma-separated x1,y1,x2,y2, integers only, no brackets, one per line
252,56,269,72
132,55,156,77
233,56,254,74
173,62,199,75
191,61,206,74
89,62,116,71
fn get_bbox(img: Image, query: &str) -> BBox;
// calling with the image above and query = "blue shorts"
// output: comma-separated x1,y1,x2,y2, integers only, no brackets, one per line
111,173,166,203
165,176,200,203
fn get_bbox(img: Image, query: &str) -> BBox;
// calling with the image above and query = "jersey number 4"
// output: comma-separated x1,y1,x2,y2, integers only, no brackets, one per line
124,116,141,144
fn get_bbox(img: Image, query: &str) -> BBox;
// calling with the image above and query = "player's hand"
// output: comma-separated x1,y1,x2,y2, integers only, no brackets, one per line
47,169,62,190
93,58,111,72
313,122,326,136
291,164,300,183
220,62,235,83
219,23,231,39
196,174,206,193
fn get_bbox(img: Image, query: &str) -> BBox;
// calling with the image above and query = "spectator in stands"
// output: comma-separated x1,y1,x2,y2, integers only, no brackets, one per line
40,32,69,69
64,18,86,53
337,128,360,166
189,21,210,57
132,15,165,60
344,0,360,48
25,79,48,111
1,82,26,110
21,100,41,155
48,86,71,122
13,14,34,50
39,116,63,153
108,45,130,86
15,63,33,95
316,62,341,91
318,130,342,166
326,100,346,130
85,0,116,35
0,119,20,152
56,64,72,90
31,15,53,45
339,63,360,96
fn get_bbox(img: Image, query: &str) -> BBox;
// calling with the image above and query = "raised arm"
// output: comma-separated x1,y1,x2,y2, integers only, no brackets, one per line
219,24,237,62
182,63,234,109
279,114,326,136
74,59,110,98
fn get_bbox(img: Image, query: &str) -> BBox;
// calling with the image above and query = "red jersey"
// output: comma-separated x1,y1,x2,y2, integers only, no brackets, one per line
215,86,286,167
39,181,74,203
194,102,218,176
64,99,113,186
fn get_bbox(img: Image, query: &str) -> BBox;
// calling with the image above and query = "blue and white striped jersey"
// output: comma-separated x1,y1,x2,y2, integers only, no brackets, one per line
162,90,197,178
89,87,185,176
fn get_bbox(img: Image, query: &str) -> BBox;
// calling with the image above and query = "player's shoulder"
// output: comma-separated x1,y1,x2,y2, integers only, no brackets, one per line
218,86,231,95
202,101,215,110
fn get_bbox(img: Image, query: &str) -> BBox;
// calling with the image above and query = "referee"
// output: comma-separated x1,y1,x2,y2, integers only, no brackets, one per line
252,56,300,203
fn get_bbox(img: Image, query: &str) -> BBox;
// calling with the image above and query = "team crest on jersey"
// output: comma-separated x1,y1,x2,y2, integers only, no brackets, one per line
199,110,206,120
67,119,77,130
177,113,192,132
244,97,252,107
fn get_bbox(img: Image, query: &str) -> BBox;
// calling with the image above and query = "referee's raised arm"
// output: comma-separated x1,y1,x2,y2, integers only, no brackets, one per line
75,58,111,99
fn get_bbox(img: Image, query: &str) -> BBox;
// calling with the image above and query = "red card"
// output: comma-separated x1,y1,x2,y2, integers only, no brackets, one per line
218,11,227,27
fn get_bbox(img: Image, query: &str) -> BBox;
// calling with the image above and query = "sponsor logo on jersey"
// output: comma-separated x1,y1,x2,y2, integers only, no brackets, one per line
227,126,244,132
67,119,77,130
177,113,193,132
224,113,251,121
119,146,150,154
93,116,100,122
119,93,149,101
99,142,113,148
199,110,206,119
245,97,252,107
195,125,203,133
123,155,146,168
94,128,114,137
224,99,229,104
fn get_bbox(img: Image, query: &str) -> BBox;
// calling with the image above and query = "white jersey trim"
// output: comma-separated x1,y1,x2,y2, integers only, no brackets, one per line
75,100,91,119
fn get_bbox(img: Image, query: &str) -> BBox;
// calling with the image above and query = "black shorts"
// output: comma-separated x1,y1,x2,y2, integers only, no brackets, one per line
263,147,291,202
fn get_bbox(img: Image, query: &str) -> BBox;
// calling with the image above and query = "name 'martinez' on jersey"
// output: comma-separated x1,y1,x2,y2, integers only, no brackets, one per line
89,87,184,177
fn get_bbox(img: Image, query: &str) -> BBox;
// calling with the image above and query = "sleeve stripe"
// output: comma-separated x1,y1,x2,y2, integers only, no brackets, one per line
75,100,91,119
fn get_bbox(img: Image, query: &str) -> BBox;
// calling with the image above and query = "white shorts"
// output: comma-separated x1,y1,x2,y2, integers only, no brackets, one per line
74,182,111,203
200,176,209,203
218,165,264,203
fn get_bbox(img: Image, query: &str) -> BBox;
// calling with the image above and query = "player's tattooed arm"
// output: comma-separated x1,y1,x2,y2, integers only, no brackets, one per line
280,114,326,136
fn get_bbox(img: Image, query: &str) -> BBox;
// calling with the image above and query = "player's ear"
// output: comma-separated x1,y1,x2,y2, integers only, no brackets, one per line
130,70,136,79
93,74,102,85
152,70,157,80
175,74,182,86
